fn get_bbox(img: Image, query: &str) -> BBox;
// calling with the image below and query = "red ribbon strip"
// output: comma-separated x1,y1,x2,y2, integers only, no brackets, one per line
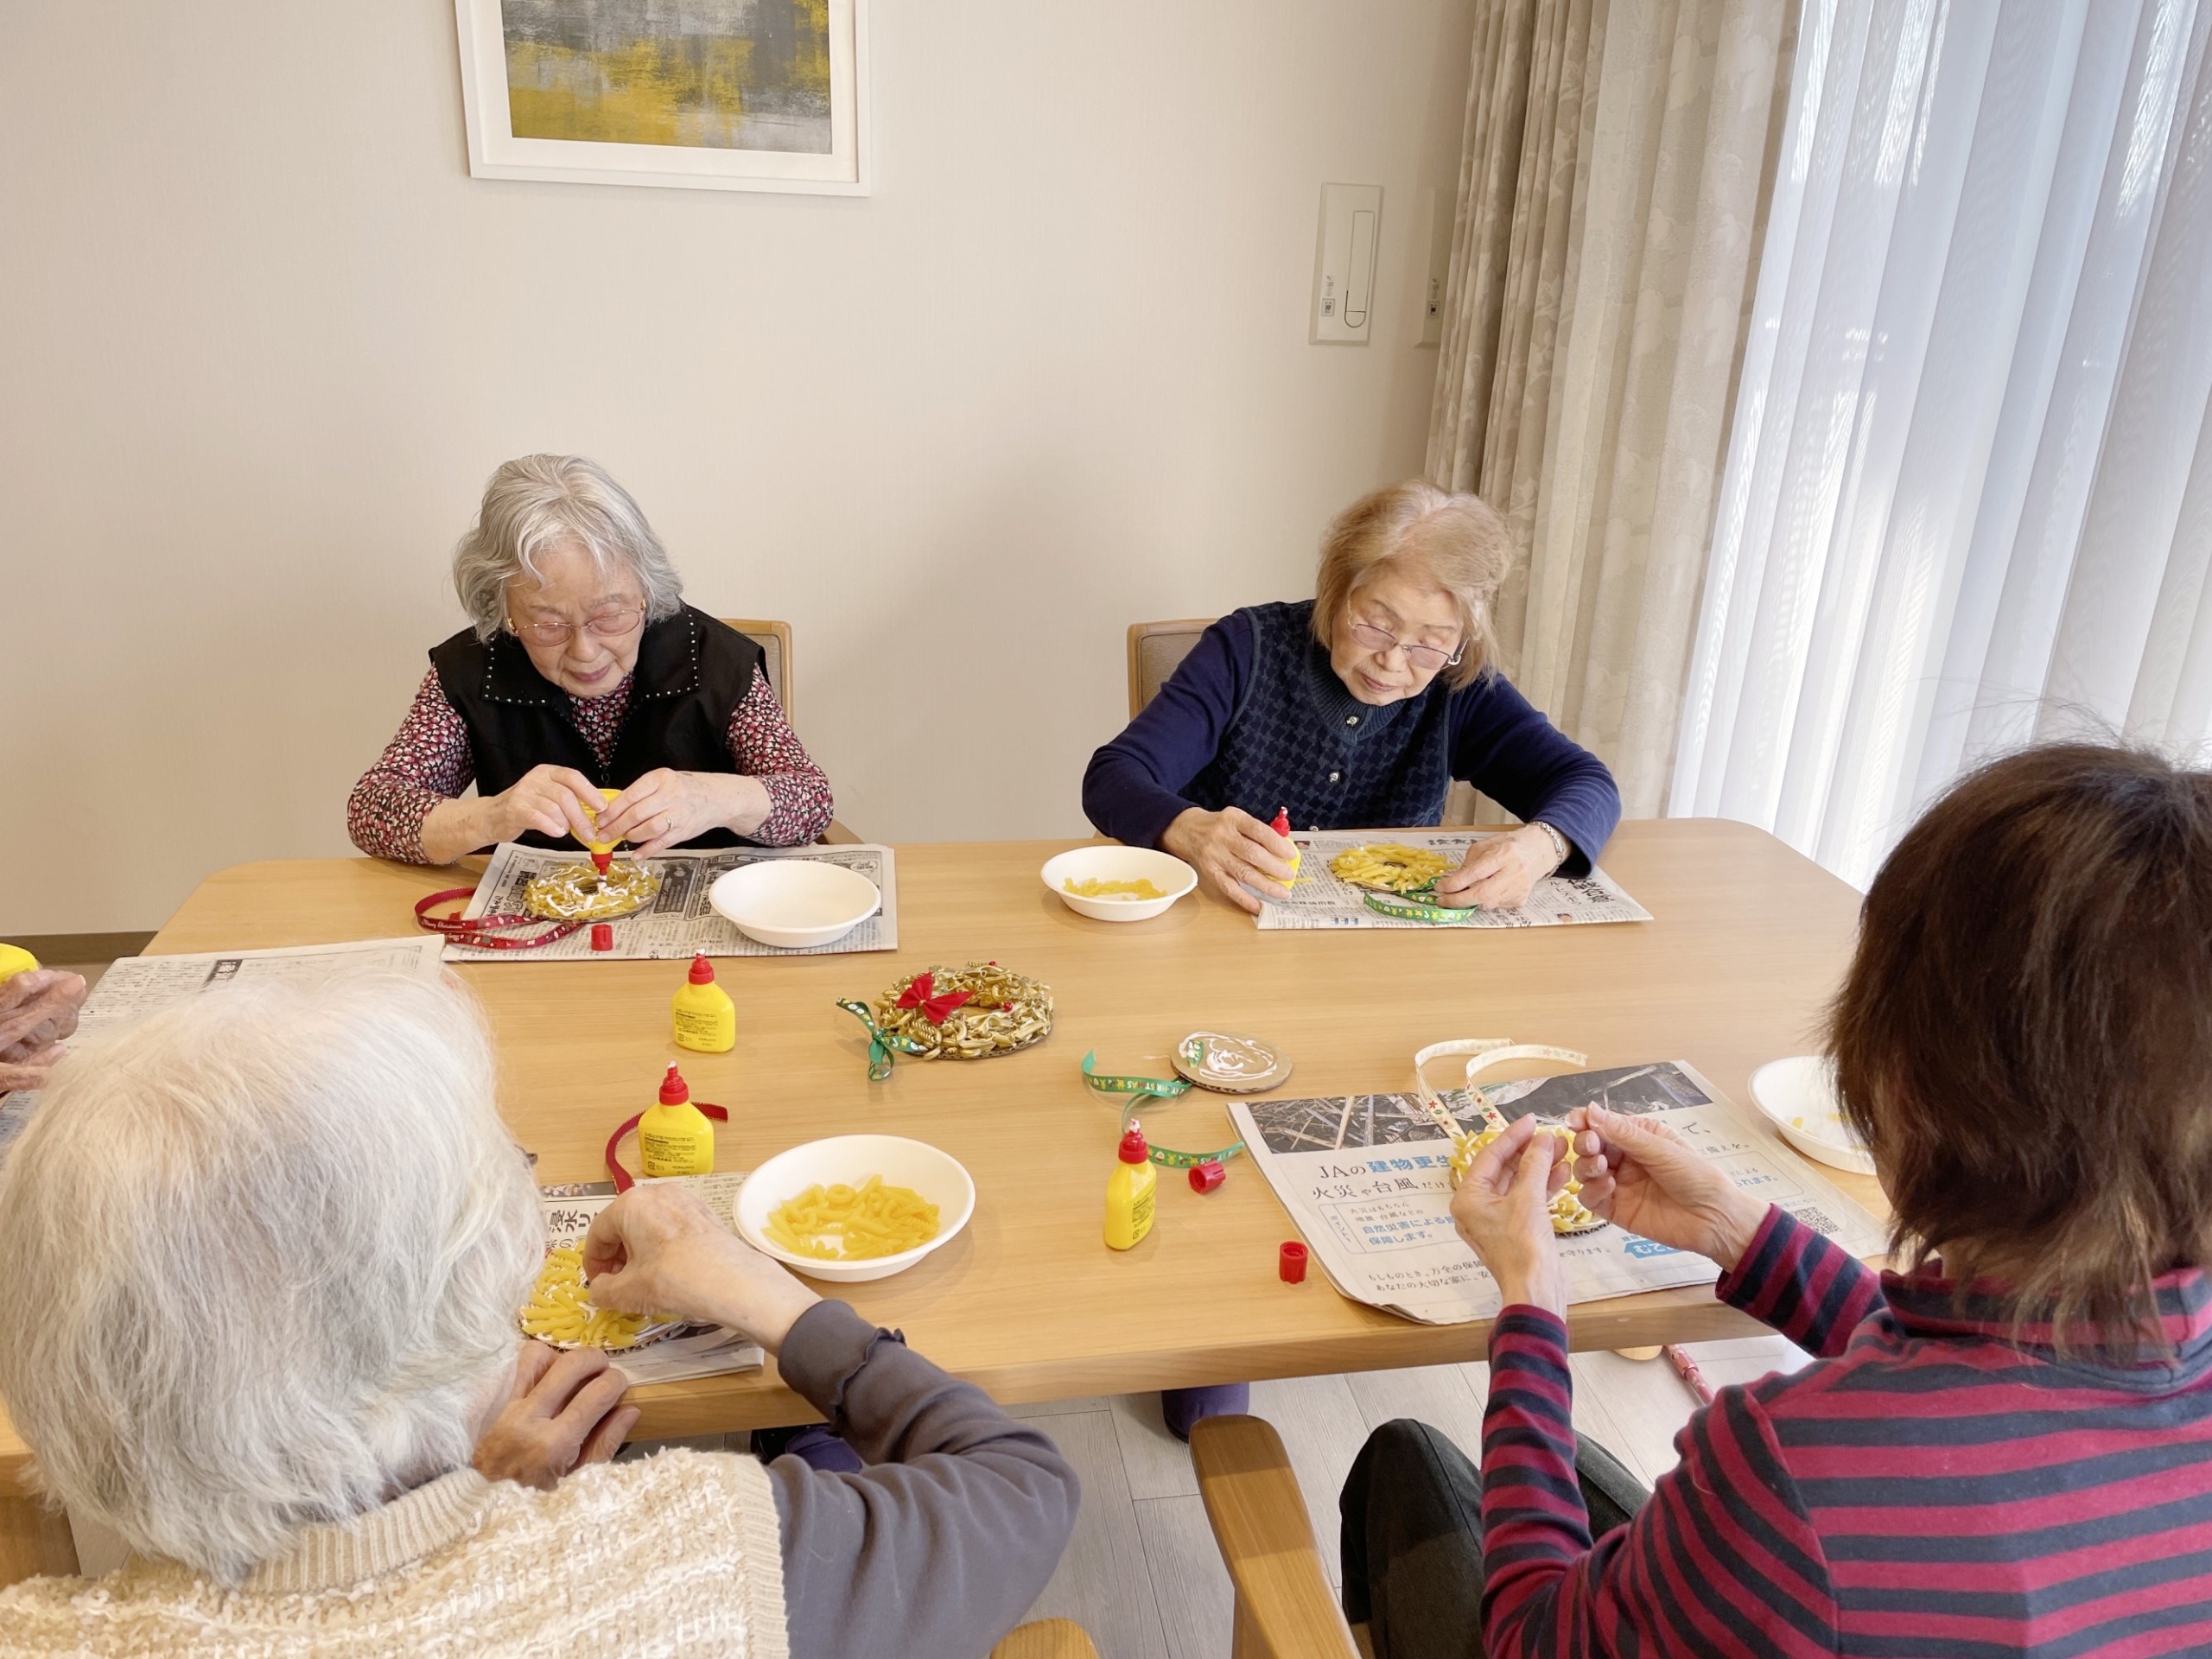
895,970,973,1025
414,887,584,950
603,1101,732,1192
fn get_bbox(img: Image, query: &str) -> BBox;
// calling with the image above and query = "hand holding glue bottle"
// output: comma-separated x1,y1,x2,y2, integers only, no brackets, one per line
1271,808,1301,887
577,786,624,874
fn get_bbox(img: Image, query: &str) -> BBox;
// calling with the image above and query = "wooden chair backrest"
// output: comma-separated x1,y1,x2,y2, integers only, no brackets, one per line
1192,1414,1363,1659
1127,618,1217,718
721,618,795,721
990,1619,1103,1659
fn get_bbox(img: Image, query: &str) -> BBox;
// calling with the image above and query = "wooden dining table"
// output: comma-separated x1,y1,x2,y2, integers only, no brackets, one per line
0,818,1883,1580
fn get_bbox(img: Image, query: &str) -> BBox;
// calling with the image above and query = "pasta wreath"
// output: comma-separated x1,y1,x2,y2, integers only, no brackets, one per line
1329,844,1452,893
1451,1123,1603,1236
518,1243,666,1349
521,860,660,922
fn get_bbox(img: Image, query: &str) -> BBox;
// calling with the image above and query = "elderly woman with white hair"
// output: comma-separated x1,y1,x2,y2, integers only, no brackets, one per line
348,454,833,864
0,978,1077,1658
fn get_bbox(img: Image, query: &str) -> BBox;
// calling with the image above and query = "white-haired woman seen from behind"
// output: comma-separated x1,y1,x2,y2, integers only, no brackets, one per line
347,454,834,864
0,978,1076,1659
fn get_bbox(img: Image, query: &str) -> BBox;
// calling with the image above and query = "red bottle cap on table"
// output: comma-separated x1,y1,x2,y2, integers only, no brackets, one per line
1189,1160,1226,1193
660,1063,690,1105
1118,1128,1149,1165
589,923,613,951
1279,1240,1308,1283
689,953,716,984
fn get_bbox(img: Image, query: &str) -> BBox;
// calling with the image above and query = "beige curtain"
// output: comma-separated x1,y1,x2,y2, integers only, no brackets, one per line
1429,0,1796,817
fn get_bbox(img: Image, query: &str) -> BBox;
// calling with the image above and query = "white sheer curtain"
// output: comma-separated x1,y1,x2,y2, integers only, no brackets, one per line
1669,0,2212,887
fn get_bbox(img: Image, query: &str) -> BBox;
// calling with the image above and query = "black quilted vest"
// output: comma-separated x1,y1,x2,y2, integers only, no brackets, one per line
428,605,766,850
1183,600,1457,831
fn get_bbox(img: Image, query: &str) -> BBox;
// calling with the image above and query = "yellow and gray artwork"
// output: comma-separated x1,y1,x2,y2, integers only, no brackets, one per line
500,0,831,153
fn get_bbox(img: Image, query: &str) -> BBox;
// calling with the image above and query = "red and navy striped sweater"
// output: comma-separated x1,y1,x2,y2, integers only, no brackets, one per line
1481,1206,2212,1656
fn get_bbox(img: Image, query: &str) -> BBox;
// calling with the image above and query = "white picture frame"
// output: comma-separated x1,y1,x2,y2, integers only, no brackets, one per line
454,0,870,195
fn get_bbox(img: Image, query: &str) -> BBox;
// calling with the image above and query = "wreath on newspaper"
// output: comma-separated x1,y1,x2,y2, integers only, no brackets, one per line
415,860,661,950
838,963,1053,1079
1411,1039,1609,1236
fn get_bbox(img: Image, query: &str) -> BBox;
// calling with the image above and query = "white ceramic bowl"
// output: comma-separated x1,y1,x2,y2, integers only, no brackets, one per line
733,1135,976,1283
1749,1054,1875,1175
709,860,880,950
1040,845,1198,922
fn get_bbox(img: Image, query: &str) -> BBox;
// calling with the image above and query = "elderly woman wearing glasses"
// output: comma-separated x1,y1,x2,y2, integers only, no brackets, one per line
1084,479,1619,914
348,454,833,865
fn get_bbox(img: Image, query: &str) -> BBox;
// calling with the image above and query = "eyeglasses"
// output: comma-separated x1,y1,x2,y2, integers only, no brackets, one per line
1347,618,1465,672
506,604,646,648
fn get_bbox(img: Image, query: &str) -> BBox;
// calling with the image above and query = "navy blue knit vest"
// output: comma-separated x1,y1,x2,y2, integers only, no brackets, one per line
1183,601,1456,830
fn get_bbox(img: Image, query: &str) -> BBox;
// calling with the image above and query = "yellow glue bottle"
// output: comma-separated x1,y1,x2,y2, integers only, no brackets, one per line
1271,807,1302,886
578,786,623,874
671,953,735,1053
639,1062,715,1178
1104,1124,1158,1250
0,944,38,989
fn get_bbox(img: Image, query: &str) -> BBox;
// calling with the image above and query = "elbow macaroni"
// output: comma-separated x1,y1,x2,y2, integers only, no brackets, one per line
766,1174,941,1261
1452,1122,1601,1234
518,1242,652,1349
1329,844,1452,893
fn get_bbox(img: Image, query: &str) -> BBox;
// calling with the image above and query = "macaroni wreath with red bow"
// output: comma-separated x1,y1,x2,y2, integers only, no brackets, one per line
855,963,1054,1060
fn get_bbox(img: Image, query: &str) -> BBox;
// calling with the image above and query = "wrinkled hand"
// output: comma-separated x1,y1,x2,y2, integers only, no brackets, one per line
583,1184,819,1354
595,770,764,856
1566,1103,1769,1269
472,1341,639,1490
0,969,87,1094
481,764,605,847
1449,1116,1572,1315
1432,825,1560,911
1160,807,1297,915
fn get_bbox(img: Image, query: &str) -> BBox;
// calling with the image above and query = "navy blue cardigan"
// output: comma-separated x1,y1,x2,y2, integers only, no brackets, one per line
1083,605,1621,873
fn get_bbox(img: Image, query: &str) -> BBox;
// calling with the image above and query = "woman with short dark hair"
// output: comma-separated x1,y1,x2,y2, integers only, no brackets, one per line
1343,741,2212,1657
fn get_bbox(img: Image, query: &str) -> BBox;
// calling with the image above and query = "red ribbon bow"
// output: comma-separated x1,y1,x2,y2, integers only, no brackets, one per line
896,971,973,1025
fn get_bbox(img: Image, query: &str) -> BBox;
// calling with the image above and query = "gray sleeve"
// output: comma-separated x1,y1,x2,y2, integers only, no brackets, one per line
765,1300,1080,1659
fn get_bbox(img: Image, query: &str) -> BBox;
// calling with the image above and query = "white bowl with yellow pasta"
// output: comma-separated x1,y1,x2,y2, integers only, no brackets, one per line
1040,846,1198,922
734,1135,976,1283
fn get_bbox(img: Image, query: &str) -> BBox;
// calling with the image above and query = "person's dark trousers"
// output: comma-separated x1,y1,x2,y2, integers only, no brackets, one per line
1338,1418,1649,1658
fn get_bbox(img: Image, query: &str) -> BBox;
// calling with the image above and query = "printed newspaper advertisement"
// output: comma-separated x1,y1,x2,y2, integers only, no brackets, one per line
1,937,448,1164
445,842,899,962
1257,830,1651,931
1227,1060,1885,1325
534,1173,764,1385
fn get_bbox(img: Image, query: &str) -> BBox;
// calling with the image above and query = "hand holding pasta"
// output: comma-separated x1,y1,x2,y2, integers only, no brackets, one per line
1448,1114,1573,1316
518,1243,656,1348
582,1183,821,1355
765,1175,941,1261
1452,1123,1599,1233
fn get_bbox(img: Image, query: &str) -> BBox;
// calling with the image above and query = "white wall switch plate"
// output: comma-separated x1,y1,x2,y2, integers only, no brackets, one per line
1311,182,1382,345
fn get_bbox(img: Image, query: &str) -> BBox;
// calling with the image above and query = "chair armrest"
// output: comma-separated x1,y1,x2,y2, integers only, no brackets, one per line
991,1618,1102,1659
1191,1414,1361,1659
819,818,861,845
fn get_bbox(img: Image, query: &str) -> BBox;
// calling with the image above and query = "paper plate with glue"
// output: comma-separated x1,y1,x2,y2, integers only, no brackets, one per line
838,962,1053,1079
1172,1031,1293,1094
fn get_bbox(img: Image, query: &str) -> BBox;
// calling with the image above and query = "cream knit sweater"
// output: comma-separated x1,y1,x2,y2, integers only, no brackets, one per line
0,1449,788,1658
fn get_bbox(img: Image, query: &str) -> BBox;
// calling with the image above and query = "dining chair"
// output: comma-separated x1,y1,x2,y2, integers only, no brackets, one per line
721,617,858,843
1191,1414,1367,1659
990,1618,1103,1659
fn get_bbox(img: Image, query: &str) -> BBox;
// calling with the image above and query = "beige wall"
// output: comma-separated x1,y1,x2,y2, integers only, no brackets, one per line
0,2,1472,935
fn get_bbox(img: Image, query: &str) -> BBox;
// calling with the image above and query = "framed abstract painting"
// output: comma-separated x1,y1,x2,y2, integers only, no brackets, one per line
454,0,869,194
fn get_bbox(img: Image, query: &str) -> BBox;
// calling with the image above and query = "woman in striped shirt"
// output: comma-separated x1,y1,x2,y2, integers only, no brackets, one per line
1343,741,2212,1657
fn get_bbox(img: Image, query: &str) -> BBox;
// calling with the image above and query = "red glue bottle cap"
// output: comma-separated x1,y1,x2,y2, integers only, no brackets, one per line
688,953,715,985
591,851,613,874
589,923,613,951
1118,1128,1149,1164
659,1063,690,1105
1279,1240,1309,1283
1189,1160,1227,1194
1271,807,1292,838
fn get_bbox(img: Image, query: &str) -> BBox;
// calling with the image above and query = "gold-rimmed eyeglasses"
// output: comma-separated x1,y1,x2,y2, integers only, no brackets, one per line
1347,618,1465,672
506,604,647,648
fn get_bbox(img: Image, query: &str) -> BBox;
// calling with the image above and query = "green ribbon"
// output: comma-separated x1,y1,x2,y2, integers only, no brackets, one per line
1081,1051,1245,1169
837,999,930,1081
1363,888,1478,925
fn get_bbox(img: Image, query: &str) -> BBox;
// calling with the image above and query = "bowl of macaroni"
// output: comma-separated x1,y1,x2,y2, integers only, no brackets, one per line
733,1135,976,1283
1040,846,1197,922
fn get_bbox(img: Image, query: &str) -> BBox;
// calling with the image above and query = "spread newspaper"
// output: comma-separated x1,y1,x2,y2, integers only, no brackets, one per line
1228,1060,1885,1325
445,842,899,962
1257,830,1650,930
0,937,448,1164
533,1174,764,1385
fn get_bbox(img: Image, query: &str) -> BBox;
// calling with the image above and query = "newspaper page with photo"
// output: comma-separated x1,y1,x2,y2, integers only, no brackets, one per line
533,1173,765,1385
1257,830,1651,930
446,842,898,962
1228,1060,1885,1325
